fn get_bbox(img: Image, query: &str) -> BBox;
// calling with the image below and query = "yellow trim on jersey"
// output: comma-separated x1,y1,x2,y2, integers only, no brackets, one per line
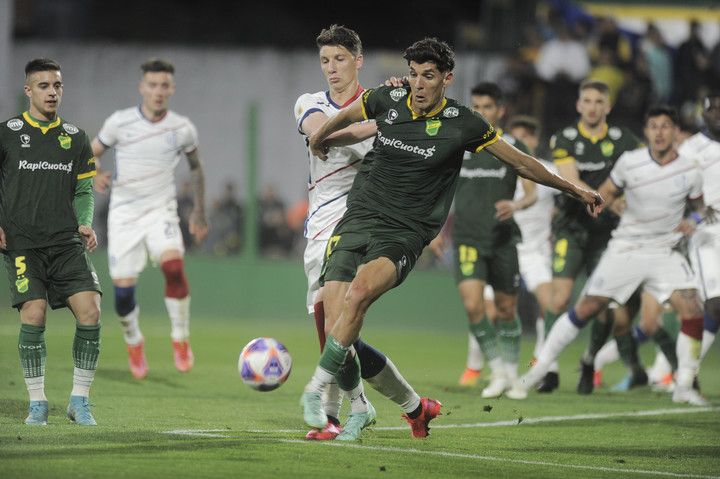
77,170,97,180
407,96,447,120
554,156,576,166
361,99,369,121
474,132,500,153
577,121,608,144
22,111,61,134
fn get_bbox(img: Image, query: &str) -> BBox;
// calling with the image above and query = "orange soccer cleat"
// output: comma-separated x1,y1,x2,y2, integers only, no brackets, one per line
127,341,148,379
402,397,442,438
305,422,342,440
172,340,194,372
458,367,483,386
593,369,603,388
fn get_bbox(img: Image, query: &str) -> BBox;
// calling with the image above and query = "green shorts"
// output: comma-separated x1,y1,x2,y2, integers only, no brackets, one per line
551,222,612,279
3,242,102,310
320,217,424,288
453,239,520,294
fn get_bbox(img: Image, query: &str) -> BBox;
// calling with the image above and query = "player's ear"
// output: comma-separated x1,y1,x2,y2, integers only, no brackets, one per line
443,72,454,88
355,53,364,70
23,83,31,98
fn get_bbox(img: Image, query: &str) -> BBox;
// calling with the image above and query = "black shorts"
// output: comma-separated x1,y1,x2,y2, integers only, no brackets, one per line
4,242,102,310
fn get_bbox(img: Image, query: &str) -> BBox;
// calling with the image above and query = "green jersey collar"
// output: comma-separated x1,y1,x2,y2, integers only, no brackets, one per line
407,95,447,120
23,111,62,134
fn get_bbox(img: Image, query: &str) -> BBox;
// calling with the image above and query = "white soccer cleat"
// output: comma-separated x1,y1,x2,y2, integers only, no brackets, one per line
505,379,528,400
481,374,508,398
672,387,709,407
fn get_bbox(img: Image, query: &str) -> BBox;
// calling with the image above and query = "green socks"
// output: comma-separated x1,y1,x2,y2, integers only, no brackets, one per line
498,317,522,364
19,324,46,378
470,316,498,360
73,323,101,370
319,336,361,391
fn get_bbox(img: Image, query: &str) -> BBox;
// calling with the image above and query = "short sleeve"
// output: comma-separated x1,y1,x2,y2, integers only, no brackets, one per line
294,93,325,135
464,111,498,153
182,120,199,154
361,88,383,121
550,133,574,166
96,111,120,148
609,153,627,189
76,133,97,180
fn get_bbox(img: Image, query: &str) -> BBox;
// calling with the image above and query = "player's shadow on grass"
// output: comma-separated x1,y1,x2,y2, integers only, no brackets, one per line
94,368,184,389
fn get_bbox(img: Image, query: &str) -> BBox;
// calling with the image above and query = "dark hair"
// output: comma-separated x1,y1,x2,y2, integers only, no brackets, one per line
403,38,455,73
645,105,679,125
471,82,503,104
316,24,362,57
579,79,609,96
141,58,175,74
24,58,61,77
508,115,540,136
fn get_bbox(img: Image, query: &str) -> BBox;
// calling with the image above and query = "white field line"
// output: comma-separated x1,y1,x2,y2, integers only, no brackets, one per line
279,440,720,479
163,405,719,436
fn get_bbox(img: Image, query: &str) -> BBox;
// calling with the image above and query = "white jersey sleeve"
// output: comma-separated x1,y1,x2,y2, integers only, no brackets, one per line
294,93,327,135
181,119,199,153
609,152,628,189
97,110,121,148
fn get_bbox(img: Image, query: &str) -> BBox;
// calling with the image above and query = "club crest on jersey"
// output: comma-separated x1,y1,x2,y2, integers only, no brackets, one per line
16,277,29,293
390,88,407,102
58,133,72,150
20,134,31,148
62,123,79,135
385,109,399,124
600,140,614,157
425,119,442,136
7,119,23,131
443,107,459,118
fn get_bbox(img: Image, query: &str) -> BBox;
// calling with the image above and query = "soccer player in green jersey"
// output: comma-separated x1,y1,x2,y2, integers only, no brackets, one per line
0,59,102,426
439,82,538,398
300,38,603,441
539,80,643,394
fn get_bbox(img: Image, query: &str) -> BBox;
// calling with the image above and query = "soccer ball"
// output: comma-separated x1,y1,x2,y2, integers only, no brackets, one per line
238,337,292,391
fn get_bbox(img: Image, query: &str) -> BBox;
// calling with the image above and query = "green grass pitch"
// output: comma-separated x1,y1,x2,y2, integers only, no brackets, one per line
0,256,719,478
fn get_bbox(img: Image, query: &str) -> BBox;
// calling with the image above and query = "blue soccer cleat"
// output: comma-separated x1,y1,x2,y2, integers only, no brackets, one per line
336,401,376,441
66,395,97,426
301,391,327,429
24,400,48,426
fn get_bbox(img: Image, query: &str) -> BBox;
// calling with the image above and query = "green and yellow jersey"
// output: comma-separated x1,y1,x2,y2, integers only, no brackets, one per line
0,112,96,250
453,131,528,249
550,122,641,230
345,85,498,243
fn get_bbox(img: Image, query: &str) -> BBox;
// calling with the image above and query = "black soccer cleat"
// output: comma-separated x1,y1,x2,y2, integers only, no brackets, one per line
692,376,701,392
577,360,595,395
536,371,560,393
628,367,648,389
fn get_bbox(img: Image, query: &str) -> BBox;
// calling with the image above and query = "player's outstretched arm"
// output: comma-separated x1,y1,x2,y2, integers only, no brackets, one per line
324,122,377,147
90,138,112,193
186,148,209,244
487,138,604,217
309,99,365,160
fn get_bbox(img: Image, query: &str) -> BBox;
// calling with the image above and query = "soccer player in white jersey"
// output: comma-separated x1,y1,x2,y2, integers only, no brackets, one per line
91,59,208,379
294,25,426,441
681,92,720,368
507,116,557,372
507,106,710,405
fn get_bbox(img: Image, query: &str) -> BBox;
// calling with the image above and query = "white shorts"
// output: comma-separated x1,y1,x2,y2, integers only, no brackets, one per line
108,204,184,279
586,239,698,305
304,238,327,314
690,224,720,301
518,242,552,292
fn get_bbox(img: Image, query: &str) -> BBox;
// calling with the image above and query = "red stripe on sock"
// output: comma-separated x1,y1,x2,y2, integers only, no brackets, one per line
313,302,326,351
680,317,703,340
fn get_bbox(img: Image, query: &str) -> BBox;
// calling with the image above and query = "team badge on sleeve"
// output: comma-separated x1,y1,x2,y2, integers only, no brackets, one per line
62,123,79,135
7,119,23,131
443,107,459,118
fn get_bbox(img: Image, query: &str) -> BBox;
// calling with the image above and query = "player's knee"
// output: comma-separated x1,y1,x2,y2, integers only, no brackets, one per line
161,258,189,298
495,298,516,319
345,281,374,315
462,295,485,318
20,302,46,326
114,286,136,317
77,302,101,326
551,295,570,314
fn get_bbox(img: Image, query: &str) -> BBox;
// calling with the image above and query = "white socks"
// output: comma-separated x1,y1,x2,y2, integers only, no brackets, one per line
521,312,581,387
466,332,484,370
119,305,143,345
165,296,191,341
676,331,700,389
323,381,343,419
71,367,96,397
594,339,620,371
700,330,716,361
25,376,46,401
365,358,421,413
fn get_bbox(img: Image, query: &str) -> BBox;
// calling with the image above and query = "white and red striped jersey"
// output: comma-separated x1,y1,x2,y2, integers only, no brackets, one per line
294,89,373,240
